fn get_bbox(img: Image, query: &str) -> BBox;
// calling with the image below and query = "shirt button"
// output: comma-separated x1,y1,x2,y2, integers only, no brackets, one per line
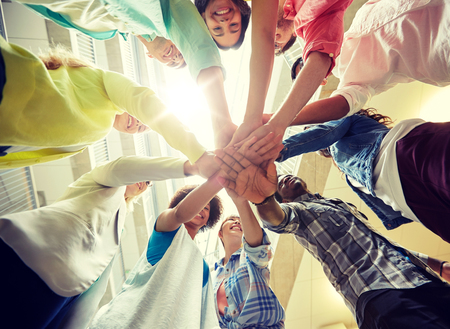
232,310,236,315
226,269,229,272
329,53,334,57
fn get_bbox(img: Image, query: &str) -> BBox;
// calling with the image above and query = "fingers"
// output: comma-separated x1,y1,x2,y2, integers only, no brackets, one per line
223,147,253,169
214,149,246,179
216,176,236,190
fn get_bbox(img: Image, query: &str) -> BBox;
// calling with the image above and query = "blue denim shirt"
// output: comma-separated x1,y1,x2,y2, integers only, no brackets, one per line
278,115,412,230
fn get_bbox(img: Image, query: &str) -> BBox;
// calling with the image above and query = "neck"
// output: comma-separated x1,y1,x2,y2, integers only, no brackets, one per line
223,240,242,265
185,225,199,240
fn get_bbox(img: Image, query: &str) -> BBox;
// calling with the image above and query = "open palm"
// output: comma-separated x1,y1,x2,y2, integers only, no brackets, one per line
214,148,278,204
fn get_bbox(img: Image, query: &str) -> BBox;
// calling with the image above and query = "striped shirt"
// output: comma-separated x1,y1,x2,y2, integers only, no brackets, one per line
264,193,433,322
213,230,285,329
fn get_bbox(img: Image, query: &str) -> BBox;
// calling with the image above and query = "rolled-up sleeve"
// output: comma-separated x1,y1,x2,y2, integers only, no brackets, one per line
295,0,352,76
243,229,273,267
331,84,375,116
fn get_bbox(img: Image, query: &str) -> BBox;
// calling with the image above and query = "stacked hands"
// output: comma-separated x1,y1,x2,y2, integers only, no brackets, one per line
213,132,284,204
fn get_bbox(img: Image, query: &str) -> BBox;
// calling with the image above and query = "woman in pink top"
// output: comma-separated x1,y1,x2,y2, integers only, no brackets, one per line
231,0,353,149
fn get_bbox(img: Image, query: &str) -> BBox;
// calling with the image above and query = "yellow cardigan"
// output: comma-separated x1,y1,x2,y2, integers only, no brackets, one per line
0,37,205,168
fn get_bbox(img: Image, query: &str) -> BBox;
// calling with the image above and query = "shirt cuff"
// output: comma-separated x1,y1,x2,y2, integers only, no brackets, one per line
331,85,373,117
243,229,272,266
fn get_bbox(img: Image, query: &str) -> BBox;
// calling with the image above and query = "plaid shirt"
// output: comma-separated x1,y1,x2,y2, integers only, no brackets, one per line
264,193,434,323
212,230,285,329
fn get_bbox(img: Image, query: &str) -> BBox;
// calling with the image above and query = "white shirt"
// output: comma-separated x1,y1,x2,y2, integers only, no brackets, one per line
0,156,186,297
348,119,426,222
331,0,450,115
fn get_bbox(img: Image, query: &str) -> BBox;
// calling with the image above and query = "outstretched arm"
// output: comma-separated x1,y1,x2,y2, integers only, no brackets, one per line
289,95,350,126
90,156,188,187
156,174,222,233
230,0,278,145
227,191,263,247
234,51,332,146
197,67,237,148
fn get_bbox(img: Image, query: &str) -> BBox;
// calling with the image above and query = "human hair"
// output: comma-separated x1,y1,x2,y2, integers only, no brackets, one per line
194,0,251,50
125,193,144,213
177,61,187,69
168,185,223,232
355,108,395,128
291,56,304,80
39,44,94,70
275,34,296,56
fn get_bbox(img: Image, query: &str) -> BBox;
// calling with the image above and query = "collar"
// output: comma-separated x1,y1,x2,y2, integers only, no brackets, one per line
293,193,321,202
214,248,242,270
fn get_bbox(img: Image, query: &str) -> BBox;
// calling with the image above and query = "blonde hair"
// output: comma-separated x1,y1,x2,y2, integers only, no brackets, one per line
125,193,144,213
38,44,94,70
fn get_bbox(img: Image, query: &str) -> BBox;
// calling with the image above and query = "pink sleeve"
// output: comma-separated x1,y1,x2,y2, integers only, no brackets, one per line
299,12,344,76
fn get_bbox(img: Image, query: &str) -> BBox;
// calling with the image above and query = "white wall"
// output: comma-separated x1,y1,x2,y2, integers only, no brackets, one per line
3,2,49,52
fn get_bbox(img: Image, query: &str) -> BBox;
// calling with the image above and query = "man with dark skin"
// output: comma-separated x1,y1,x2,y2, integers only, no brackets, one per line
214,148,450,329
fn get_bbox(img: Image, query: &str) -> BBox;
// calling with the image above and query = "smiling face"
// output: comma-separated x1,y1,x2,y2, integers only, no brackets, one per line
113,113,150,134
142,36,185,69
202,0,242,48
124,181,152,200
185,203,211,232
277,174,309,202
220,217,242,237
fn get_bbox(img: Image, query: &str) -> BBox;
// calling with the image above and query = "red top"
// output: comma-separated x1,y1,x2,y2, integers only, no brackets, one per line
283,0,353,75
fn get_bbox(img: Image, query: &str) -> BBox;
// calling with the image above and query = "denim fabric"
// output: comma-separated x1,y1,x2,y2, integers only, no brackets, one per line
345,176,412,230
278,114,412,230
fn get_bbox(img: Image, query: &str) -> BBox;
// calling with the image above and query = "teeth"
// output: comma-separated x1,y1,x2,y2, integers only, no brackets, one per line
216,9,230,14
167,46,172,56
128,116,132,128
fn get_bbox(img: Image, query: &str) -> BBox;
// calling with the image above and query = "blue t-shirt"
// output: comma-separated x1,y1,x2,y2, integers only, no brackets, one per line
146,219,209,286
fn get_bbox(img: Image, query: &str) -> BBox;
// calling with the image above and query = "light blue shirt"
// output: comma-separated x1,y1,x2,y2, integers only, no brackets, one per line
23,0,224,80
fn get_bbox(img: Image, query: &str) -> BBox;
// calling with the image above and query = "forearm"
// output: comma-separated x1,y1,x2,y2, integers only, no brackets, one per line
183,160,199,176
256,197,285,227
197,67,232,131
233,197,263,247
171,174,222,225
269,52,332,129
289,95,350,126
243,0,278,124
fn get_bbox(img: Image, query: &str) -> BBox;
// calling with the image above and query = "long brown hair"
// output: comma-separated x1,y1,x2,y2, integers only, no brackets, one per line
355,108,394,128
39,44,94,70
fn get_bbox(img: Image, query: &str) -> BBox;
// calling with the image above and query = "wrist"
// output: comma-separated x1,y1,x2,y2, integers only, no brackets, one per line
183,161,199,176
251,194,275,206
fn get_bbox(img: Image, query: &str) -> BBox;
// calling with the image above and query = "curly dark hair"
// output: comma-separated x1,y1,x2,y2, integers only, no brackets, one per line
194,0,251,50
168,185,223,232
